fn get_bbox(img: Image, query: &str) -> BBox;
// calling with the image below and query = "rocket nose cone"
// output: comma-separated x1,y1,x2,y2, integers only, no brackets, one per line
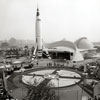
36,8,40,16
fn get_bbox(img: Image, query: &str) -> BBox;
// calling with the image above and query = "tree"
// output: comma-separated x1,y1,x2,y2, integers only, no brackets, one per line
23,82,59,100
24,45,29,57
1,42,9,48
9,38,17,46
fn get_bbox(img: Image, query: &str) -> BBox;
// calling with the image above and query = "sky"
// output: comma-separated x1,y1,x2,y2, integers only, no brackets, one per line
0,0,100,43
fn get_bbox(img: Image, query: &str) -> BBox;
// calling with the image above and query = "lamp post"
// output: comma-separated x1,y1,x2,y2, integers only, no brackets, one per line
58,78,59,97
56,72,59,97
2,59,8,92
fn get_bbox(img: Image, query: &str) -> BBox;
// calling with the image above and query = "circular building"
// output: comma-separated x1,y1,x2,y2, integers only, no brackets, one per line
75,37,94,49
75,37,97,59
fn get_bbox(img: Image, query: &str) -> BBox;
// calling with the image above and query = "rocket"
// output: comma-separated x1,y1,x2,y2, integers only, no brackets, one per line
32,7,51,60
32,7,43,59
35,7,42,51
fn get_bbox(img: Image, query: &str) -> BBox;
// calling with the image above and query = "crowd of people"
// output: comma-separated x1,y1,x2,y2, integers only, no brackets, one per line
83,60,100,80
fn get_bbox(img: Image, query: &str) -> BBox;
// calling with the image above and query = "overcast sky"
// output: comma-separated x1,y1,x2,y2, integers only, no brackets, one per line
0,0,100,42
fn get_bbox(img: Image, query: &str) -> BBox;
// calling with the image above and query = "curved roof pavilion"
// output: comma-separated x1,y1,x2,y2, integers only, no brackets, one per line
47,40,76,51
46,40,84,62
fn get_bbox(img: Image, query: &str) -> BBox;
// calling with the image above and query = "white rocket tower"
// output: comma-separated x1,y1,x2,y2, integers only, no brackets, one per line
32,7,51,59
32,7,42,58
35,7,42,51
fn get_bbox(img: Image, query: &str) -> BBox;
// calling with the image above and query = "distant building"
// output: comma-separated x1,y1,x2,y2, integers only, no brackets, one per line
45,37,100,62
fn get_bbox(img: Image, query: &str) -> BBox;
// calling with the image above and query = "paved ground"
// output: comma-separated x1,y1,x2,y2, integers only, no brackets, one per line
7,72,28,100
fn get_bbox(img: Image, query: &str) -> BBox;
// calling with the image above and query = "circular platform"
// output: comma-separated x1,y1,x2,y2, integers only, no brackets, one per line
7,67,84,100
21,67,83,88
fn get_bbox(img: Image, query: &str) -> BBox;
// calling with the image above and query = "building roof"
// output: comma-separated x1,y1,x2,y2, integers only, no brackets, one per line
47,40,76,51
46,40,84,61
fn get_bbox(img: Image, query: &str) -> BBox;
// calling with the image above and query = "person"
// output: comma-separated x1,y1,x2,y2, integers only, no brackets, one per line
94,96,97,100
36,62,38,66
